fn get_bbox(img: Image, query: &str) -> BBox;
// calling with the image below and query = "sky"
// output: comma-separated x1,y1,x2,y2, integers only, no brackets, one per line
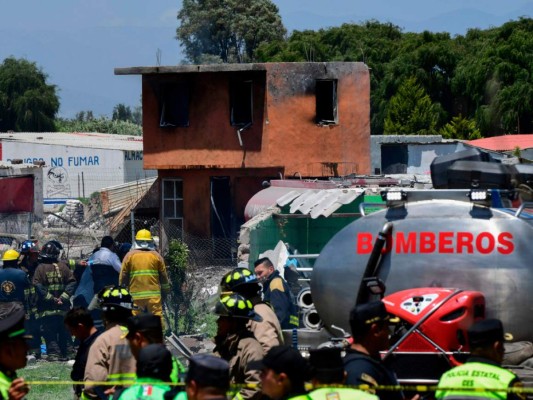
0,0,531,119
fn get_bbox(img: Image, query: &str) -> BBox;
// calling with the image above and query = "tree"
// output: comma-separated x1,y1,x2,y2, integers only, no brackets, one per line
0,57,59,132
439,115,481,140
176,0,286,63
112,103,133,122
384,77,441,135
56,116,142,135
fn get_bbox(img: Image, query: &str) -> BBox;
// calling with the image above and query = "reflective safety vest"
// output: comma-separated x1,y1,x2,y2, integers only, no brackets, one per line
115,377,170,400
436,362,517,400
291,387,380,400
0,370,12,400
170,357,186,384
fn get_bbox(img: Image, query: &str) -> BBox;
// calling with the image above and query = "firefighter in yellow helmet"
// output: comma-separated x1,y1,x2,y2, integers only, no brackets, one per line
0,250,30,305
119,229,170,317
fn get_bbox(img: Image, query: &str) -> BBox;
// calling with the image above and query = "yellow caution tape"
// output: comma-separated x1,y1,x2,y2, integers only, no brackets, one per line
17,381,533,394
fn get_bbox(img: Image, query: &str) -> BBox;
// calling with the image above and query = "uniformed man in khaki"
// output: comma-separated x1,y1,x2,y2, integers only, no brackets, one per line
220,267,283,352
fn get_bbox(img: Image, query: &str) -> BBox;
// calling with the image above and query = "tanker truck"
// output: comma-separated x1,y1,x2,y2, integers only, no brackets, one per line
305,152,533,383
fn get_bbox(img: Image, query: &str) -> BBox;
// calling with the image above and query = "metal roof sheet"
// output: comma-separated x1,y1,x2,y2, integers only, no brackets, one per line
99,177,157,216
284,188,365,218
0,132,143,151
468,134,533,151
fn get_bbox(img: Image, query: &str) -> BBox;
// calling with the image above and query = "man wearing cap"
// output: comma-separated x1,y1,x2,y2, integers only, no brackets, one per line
166,354,230,400
0,302,31,400
83,286,137,400
113,343,172,400
292,347,378,400
213,293,264,400
124,312,186,384
250,344,310,400
436,318,524,400
253,257,299,330
344,300,403,400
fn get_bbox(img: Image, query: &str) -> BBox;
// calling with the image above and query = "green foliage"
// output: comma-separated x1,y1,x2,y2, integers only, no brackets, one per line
384,77,441,135
176,0,286,63
258,18,533,136
439,115,481,140
56,116,142,135
0,57,59,132
512,146,522,157
112,103,142,125
165,239,216,335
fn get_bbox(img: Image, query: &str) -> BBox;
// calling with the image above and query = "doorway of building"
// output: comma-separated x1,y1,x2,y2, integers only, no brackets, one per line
210,176,234,260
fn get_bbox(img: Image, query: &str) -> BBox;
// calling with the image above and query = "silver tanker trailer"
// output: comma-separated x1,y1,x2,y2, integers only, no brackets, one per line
311,188,533,342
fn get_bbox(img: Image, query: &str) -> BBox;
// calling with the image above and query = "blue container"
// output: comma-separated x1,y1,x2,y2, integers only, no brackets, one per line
40,344,47,355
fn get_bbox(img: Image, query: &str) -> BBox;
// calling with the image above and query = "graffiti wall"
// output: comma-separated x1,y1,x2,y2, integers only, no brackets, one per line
0,142,155,205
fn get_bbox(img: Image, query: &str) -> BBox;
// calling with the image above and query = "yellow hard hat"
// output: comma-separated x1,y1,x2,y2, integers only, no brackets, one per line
135,229,152,241
2,249,20,261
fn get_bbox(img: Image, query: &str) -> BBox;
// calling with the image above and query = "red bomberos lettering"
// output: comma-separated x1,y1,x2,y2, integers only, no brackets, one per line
356,231,514,255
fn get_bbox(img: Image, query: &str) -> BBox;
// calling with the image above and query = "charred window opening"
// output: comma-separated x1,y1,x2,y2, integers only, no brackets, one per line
316,79,338,125
159,82,190,128
230,80,253,126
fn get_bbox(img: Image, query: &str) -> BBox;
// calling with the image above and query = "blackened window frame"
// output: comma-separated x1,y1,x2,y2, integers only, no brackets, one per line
230,79,253,127
159,81,190,128
315,79,338,125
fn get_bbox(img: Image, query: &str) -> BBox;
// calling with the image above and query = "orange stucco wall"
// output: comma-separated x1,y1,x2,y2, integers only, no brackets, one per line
159,168,281,237
142,62,370,176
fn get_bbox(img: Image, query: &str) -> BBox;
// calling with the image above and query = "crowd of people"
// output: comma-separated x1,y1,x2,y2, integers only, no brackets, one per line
0,231,526,400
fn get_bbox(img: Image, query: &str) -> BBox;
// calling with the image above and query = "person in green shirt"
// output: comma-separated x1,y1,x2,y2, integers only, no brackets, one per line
0,302,31,400
124,312,186,384
292,347,380,400
114,343,173,400
436,318,524,400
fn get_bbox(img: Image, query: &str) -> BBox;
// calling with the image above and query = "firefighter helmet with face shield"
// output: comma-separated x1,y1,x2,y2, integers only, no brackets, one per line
219,268,260,296
214,293,262,322
98,285,136,311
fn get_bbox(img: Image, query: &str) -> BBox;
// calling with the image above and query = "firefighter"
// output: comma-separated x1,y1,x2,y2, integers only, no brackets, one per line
253,257,299,329
0,302,31,400
33,241,76,361
114,344,173,400
119,229,170,317
83,285,137,400
213,293,264,400
343,301,403,400
18,240,40,278
436,318,524,400
249,345,310,400
292,347,379,400
0,250,29,305
18,240,42,359
124,312,186,384
220,267,284,352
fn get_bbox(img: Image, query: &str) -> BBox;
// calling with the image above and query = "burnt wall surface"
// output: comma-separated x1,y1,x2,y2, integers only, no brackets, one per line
158,168,281,238
142,62,370,176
